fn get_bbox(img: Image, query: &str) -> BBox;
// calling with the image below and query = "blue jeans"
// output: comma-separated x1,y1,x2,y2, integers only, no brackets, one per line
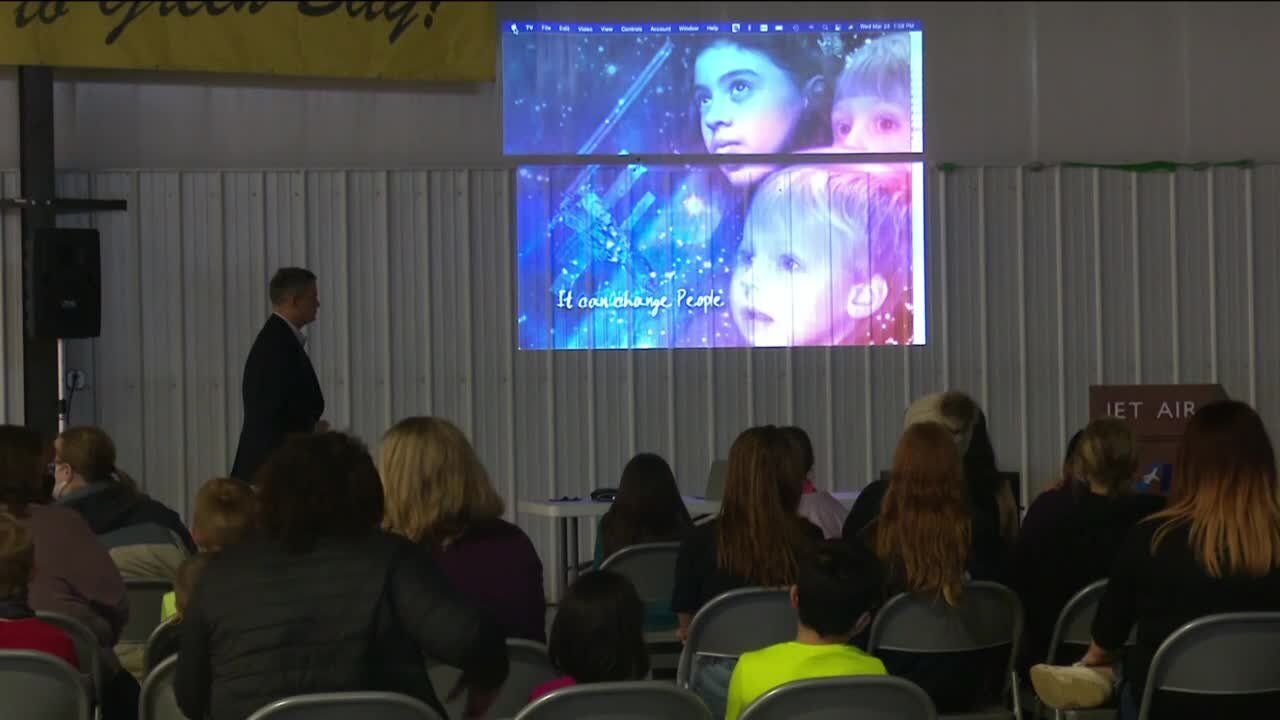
690,655,737,719
1118,683,1139,720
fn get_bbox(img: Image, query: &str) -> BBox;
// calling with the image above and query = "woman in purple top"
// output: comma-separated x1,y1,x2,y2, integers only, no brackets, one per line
378,416,546,643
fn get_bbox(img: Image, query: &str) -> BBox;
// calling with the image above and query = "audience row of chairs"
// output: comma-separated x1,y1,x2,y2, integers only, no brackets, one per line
5,569,1278,720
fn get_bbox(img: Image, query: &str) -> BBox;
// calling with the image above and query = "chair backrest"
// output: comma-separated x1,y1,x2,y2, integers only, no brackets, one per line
139,654,187,720
704,461,728,501
35,611,104,704
867,581,1023,698
0,650,92,720
738,675,938,720
428,638,558,720
123,577,173,645
676,588,794,687
515,681,710,720
246,692,443,720
600,542,681,607
1137,612,1280,720
1046,579,1108,662
145,620,183,674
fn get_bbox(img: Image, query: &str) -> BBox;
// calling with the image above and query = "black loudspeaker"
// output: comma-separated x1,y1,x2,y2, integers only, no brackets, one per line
24,228,101,339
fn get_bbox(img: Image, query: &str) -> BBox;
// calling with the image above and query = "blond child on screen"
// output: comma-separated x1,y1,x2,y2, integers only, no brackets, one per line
832,33,913,153
730,166,912,347
160,478,257,622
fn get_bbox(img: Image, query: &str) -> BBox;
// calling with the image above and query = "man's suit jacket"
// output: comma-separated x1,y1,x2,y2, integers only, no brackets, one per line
231,315,324,482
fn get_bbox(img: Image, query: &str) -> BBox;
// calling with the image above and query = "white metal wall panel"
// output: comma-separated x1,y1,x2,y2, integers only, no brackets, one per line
3,165,1277,590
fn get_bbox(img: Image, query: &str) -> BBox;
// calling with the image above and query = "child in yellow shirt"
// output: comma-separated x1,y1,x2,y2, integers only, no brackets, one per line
160,478,256,622
725,540,887,720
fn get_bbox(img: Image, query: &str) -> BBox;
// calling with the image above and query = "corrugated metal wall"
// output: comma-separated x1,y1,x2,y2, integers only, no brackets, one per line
0,172,24,421
3,165,1276,588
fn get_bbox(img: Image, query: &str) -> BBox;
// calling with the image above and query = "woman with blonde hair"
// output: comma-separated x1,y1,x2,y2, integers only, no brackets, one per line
379,416,546,642
1032,401,1280,719
671,425,822,717
1011,417,1163,677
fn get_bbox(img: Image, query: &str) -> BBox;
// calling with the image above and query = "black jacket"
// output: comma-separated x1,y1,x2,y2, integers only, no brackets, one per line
230,314,324,481
174,530,509,720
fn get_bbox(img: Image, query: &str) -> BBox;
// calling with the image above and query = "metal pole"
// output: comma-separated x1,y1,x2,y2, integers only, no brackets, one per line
56,338,66,432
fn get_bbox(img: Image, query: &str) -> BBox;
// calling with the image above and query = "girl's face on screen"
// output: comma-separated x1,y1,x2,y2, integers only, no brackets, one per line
695,42,805,187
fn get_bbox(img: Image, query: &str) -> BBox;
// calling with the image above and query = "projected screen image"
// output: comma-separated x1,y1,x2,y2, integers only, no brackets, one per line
502,21,924,158
516,161,926,350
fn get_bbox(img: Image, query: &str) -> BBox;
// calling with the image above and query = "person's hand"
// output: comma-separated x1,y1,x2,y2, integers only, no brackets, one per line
314,419,331,433
448,678,499,719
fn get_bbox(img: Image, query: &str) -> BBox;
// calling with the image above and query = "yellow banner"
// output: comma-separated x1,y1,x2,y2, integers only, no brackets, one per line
0,1,496,82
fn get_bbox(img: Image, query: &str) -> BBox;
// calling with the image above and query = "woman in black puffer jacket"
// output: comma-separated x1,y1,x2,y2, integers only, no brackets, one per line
174,431,509,720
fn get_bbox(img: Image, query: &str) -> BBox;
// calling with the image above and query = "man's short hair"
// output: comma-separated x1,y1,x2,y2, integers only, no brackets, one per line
796,540,885,637
269,267,317,306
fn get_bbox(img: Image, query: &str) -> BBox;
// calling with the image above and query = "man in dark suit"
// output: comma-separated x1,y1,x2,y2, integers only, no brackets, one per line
231,268,326,482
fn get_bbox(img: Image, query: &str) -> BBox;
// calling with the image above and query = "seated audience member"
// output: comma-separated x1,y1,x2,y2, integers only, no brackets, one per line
1,426,135,720
175,431,510,720
161,477,258,623
53,426,195,579
148,554,210,670
1011,418,1163,677
595,453,693,566
379,416,546,643
593,453,692,632
781,426,849,539
53,426,195,678
859,421,1008,713
724,540,886,720
528,570,650,703
844,391,1008,580
965,408,1020,546
673,425,822,718
1032,401,1280,719
0,511,80,670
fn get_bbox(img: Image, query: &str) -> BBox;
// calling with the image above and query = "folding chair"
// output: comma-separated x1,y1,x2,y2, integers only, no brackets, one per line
1040,580,1133,720
427,638,557,720
0,650,92,720
246,691,443,720
600,542,681,613
514,681,710,720
868,581,1024,720
36,611,104,709
1136,612,1280,720
675,587,795,689
144,620,183,674
139,655,186,720
738,675,937,720
122,578,173,645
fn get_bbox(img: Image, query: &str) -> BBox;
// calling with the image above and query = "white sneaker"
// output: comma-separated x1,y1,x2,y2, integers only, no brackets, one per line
1030,663,1114,710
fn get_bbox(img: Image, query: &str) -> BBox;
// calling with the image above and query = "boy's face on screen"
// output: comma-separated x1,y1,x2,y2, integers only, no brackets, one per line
730,222,859,346
695,42,804,187
831,95,912,153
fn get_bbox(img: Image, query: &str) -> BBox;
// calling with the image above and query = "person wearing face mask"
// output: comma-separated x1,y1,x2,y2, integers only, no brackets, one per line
53,427,195,578
53,426,195,680
0,425,136,720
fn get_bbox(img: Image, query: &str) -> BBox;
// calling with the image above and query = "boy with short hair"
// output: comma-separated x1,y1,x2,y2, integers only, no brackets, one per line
160,477,257,621
724,540,887,720
0,511,80,669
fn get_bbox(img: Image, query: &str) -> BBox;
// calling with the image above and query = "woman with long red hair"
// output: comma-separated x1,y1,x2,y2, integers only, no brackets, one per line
856,421,1010,713
1032,401,1280,719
